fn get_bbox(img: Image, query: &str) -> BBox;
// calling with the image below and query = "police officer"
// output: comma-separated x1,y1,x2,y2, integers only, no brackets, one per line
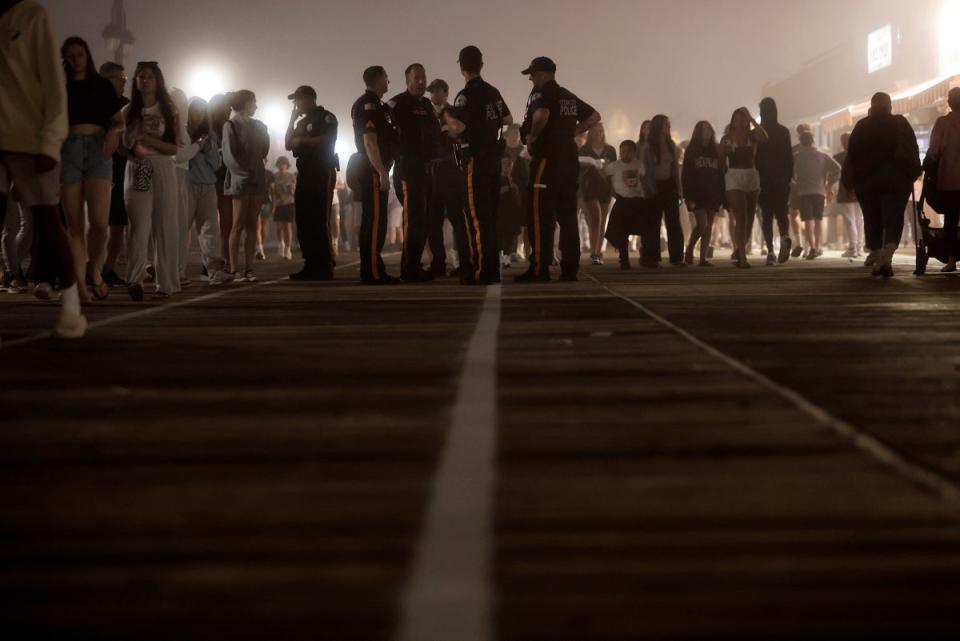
516,57,600,283
350,66,400,285
426,78,470,277
387,63,439,282
285,85,339,280
444,45,512,285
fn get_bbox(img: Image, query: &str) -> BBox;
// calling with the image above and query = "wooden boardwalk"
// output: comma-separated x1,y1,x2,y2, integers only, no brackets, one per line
1,251,959,640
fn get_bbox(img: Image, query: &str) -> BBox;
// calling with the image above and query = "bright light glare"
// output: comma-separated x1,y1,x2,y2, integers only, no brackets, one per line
940,0,960,76
335,140,356,159
261,103,290,137
186,65,228,101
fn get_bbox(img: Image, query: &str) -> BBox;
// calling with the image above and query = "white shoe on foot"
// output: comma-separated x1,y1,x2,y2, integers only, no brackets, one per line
54,311,87,339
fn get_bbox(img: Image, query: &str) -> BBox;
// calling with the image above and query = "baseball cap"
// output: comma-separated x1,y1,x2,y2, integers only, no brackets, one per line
287,85,317,100
521,57,557,75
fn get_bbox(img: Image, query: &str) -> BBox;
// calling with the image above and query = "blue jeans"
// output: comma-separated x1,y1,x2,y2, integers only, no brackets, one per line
855,164,912,251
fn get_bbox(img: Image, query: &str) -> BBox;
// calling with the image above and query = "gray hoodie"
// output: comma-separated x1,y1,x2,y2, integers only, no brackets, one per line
222,114,270,196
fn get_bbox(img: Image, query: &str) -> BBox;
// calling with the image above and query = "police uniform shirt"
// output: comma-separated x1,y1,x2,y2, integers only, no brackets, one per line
521,80,595,158
450,77,511,157
292,105,338,171
351,90,399,166
387,91,442,161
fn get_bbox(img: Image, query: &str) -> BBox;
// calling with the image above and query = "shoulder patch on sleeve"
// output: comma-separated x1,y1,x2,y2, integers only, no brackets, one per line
530,92,543,102
454,94,467,108
386,100,397,109
325,113,337,124
364,103,377,111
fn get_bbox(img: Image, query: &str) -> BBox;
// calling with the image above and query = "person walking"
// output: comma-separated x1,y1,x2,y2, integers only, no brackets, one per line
927,87,960,273
840,92,921,278
793,129,840,259
0,0,87,337
122,61,182,300
720,107,768,268
756,97,794,265
642,114,684,266
59,36,125,301
682,121,725,267
833,133,864,259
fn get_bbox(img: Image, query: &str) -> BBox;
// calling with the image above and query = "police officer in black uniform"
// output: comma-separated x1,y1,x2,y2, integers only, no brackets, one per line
516,57,600,283
426,78,470,277
387,63,440,282
350,66,400,285
285,85,339,280
444,45,512,285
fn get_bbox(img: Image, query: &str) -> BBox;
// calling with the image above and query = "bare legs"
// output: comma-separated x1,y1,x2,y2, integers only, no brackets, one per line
727,190,757,267
61,178,111,301
582,199,610,258
229,195,261,274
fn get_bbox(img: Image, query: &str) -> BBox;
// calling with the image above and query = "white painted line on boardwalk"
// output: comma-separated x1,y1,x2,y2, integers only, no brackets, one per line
396,284,501,641
0,259,365,351
586,273,960,506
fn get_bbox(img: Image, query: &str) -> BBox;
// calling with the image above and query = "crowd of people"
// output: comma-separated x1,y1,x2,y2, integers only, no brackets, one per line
2,0,958,340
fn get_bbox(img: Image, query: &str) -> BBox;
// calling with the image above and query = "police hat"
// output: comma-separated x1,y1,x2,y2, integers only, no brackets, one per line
458,46,483,66
287,85,317,101
521,57,557,75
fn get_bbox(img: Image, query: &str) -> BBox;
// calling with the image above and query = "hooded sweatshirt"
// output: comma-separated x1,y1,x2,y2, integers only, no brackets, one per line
755,98,793,192
0,1,68,160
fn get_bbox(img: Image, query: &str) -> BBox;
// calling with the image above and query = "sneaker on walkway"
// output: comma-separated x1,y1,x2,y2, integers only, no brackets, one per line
34,282,54,301
778,237,792,263
766,253,776,266
791,244,804,258
243,270,257,282
208,270,234,286
53,310,87,339
841,248,856,258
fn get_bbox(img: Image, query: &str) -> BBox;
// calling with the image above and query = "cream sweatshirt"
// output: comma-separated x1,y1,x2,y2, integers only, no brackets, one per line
0,1,68,160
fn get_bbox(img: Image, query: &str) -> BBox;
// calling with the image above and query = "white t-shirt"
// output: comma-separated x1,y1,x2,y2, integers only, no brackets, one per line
604,159,645,199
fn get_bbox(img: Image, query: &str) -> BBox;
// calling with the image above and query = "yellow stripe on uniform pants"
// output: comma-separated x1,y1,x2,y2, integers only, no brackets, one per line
467,158,483,280
532,159,547,276
402,179,410,267
372,172,381,279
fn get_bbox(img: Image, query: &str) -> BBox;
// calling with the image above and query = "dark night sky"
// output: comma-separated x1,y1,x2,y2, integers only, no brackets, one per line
43,0,933,154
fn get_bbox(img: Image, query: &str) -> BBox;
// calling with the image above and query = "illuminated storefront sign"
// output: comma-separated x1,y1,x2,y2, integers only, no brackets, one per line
868,24,893,73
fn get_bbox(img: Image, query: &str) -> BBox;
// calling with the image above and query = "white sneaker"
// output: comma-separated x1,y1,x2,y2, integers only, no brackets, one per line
500,253,511,268
54,311,87,339
34,282,54,300
243,270,257,282
208,270,234,286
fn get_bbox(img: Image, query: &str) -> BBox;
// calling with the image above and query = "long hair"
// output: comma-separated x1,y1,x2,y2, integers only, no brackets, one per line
637,119,652,145
187,97,210,142
687,121,719,158
648,114,675,163
728,107,752,140
586,122,606,148
209,93,230,141
60,36,98,80
126,62,177,144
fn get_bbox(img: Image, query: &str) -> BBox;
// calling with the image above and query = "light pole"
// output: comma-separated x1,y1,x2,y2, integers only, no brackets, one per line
102,0,135,67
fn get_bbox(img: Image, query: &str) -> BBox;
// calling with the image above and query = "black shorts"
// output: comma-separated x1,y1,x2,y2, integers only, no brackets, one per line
798,194,826,222
274,203,295,223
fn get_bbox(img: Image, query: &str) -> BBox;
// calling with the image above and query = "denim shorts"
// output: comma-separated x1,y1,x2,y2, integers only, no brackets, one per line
61,134,113,185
